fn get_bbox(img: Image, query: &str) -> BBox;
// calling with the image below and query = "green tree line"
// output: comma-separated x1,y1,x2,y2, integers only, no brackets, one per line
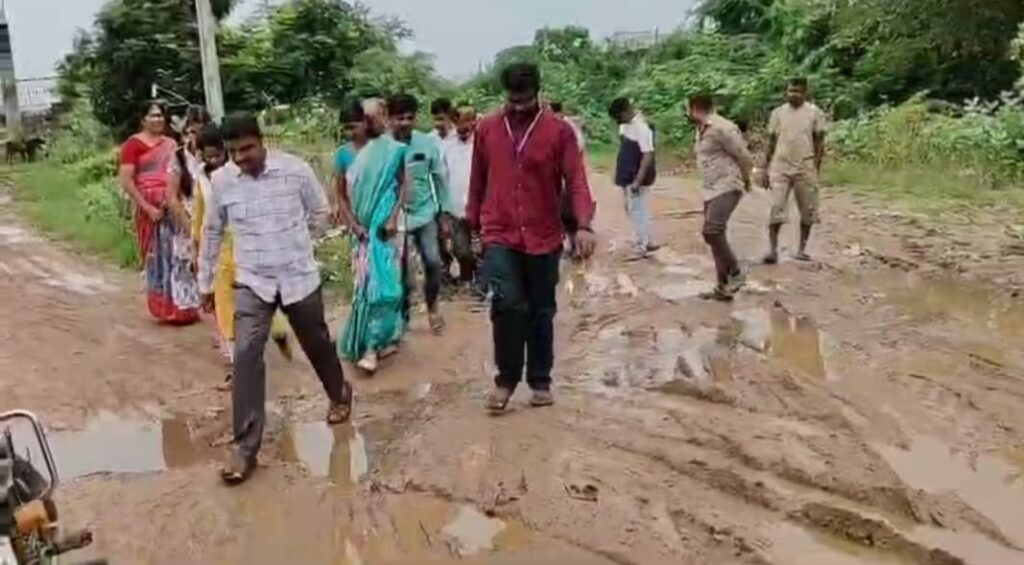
55,0,1024,184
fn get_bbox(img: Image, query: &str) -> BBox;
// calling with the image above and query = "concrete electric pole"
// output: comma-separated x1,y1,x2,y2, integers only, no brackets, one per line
0,0,20,136
194,0,225,122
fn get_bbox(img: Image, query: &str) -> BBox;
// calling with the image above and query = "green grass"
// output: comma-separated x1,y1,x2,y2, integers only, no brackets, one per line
823,161,1024,216
10,159,354,300
8,163,139,268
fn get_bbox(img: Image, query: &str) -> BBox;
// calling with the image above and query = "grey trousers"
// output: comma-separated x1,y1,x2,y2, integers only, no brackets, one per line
233,285,346,463
702,190,742,287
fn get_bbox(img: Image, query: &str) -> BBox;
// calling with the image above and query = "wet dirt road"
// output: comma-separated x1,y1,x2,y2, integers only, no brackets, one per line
3,173,1024,564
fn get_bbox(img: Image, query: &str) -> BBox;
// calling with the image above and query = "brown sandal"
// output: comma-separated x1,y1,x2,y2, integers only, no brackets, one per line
327,382,354,425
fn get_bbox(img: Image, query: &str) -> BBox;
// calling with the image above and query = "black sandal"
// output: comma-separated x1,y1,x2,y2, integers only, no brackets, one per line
215,372,233,392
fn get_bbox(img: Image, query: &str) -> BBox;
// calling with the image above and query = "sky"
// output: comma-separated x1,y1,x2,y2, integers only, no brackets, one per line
5,0,693,80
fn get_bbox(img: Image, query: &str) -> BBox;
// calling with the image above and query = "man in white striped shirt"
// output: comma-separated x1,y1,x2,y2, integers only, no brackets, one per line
199,112,352,485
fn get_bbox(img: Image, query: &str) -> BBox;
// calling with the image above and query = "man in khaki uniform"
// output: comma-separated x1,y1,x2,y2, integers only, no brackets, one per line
688,94,754,302
763,77,827,263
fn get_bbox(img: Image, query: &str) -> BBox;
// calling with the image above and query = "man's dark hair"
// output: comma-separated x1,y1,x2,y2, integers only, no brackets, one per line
221,112,262,141
185,105,212,127
430,97,453,117
688,94,715,112
549,101,563,113
387,94,419,116
500,63,541,94
608,97,631,119
788,77,809,90
340,100,365,124
196,123,224,151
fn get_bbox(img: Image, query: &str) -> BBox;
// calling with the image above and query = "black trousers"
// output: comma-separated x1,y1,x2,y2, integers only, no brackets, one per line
484,245,561,391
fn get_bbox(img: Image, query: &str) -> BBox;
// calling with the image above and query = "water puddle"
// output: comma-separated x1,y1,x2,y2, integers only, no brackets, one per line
881,273,1024,340
763,522,910,564
588,325,696,391
442,505,507,556
38,413,208,480
280,419,402,489
875,435,1024,548
338,494,539,563
730,308,832,380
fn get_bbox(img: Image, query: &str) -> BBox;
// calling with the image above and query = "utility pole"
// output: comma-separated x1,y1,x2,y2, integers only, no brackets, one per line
0,0,20,137
194,0,225,122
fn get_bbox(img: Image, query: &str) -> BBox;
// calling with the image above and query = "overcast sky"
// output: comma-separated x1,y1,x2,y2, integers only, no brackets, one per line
6,0,692,80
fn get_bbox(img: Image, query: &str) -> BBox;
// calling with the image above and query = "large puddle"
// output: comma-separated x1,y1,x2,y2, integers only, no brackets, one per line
730,307,833,380
875,434,1024,550
877,273,1024,340
22,413,212,480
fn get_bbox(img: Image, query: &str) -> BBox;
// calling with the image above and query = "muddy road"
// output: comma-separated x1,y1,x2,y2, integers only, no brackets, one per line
2,174,1024,564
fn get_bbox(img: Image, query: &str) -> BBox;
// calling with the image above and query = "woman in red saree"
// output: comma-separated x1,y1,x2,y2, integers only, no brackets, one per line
118,101,200,324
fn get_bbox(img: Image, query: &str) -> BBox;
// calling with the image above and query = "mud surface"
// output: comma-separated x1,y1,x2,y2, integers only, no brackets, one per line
2,175,1024,564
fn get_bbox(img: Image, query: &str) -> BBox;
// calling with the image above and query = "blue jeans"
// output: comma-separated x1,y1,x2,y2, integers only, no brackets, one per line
622,185,653,248
404,220,443,315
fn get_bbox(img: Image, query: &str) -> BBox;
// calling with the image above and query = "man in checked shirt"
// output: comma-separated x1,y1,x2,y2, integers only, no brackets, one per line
199,112,352,485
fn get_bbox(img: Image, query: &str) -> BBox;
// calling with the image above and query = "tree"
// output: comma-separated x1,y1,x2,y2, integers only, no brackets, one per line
58,0,442,137
828,0,1024,102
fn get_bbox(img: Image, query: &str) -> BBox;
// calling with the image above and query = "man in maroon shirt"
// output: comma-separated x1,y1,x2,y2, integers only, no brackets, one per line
467,63,597,412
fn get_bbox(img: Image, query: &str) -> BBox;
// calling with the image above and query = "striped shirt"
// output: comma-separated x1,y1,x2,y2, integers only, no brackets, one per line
199,151,328,306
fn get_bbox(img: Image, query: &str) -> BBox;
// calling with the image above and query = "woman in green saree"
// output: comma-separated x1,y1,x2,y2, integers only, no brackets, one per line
337,99,409,374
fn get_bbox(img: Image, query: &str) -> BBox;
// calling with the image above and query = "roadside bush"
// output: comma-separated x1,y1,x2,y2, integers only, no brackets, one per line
831,95,1024,188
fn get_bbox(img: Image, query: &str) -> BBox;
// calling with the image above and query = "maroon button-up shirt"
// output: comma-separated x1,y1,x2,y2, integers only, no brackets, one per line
467,108,595,255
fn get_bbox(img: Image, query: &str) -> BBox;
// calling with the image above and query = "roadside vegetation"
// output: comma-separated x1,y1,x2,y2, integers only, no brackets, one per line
9,0,1023,273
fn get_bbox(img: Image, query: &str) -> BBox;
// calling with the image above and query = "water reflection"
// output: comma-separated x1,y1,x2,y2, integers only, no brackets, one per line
41,413,206,480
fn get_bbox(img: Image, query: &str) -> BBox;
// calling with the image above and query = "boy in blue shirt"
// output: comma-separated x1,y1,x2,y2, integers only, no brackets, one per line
388,94,452,334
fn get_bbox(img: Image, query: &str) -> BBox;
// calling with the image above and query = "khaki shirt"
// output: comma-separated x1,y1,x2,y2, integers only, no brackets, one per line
695,114,753,202
769,102,827,174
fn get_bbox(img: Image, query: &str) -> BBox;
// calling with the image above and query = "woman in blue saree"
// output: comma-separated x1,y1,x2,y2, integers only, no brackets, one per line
336,99,409,374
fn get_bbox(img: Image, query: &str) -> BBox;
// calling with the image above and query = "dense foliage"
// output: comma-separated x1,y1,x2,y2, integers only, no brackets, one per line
59,0,443,137
53,0,1024,184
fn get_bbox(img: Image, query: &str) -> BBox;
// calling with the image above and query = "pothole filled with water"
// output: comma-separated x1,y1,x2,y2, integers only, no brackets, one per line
22,413,213,480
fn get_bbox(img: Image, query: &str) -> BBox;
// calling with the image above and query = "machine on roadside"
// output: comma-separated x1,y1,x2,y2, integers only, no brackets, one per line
0,410,104,565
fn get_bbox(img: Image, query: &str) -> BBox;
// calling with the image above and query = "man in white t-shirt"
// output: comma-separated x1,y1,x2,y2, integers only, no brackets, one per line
609,97,659,256
442,105,480,294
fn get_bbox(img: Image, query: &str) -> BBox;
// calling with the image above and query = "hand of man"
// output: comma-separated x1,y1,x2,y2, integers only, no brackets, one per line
350,223,368,242
438,214,452,239
761,172,771,190
628,182,642,196
471,231,483,258
201,293,215,313
574,228,597,260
